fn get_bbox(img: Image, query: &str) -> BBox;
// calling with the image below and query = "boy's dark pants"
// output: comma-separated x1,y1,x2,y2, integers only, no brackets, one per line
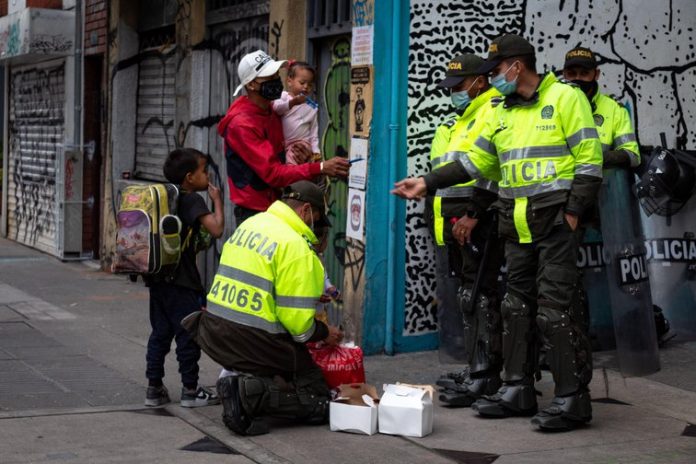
146,282,203,387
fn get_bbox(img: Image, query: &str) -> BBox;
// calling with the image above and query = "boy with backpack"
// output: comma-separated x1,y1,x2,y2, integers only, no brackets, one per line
144,148,225,407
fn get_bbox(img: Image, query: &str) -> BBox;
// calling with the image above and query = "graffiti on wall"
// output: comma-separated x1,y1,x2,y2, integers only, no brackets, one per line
0,20,21,56
270,20,284,58
106,13,269,276
9,64,66,250
406,0,524,334
321,37,352,294
405,0,696,335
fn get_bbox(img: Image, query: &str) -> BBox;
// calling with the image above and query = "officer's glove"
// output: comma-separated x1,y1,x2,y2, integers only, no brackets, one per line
603,150,632,168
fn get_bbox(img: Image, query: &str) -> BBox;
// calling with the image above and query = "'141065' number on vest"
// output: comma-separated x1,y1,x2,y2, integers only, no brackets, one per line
210,281,263,311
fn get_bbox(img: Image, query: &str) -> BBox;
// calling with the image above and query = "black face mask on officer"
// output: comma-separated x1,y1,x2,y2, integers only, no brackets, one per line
571,79,599,98
257,78,284,101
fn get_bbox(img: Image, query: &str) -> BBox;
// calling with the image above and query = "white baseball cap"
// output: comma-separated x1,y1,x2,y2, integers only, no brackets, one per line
234,50,287,96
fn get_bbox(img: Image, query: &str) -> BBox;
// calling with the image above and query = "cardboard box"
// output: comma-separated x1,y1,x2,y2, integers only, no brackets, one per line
329,383,380,435
378,384,433,437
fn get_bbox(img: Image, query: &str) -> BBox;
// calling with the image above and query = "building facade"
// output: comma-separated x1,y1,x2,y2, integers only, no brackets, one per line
3,0,695,354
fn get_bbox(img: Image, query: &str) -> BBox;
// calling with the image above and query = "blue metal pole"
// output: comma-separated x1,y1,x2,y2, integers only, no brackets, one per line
384,0,401,355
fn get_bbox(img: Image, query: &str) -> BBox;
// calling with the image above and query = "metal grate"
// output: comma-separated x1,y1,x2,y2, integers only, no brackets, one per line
7,62,65,255
206,0,269,24
308,0,352,38
209,0,258,9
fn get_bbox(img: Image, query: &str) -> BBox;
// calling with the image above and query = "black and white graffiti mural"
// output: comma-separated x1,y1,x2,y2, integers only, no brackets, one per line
8,64,65,253
405,0,696,335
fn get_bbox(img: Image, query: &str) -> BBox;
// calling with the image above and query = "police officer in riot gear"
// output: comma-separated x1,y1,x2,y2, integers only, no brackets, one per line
428,54,505,406
562,47,640,168
393,34,603,431
562,46,642,334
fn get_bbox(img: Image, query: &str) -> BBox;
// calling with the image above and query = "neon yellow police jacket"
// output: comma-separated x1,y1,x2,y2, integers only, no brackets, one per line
592,92,640,167
444,73,603,243
429,87,500,245
206,201,324,342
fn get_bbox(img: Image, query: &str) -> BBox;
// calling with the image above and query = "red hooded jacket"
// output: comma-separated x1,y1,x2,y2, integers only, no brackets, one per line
217,96,322,212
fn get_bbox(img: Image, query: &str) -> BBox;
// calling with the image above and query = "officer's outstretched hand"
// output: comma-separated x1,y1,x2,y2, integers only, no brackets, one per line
324,326,344,346
391,177,427,199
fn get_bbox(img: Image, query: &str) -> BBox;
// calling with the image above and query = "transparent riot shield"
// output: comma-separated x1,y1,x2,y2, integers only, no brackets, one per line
599,168,660,376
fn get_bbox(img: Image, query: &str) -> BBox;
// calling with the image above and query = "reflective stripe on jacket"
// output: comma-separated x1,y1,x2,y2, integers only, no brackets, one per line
206,201,324,342
454,73,603,243
592,92,640,167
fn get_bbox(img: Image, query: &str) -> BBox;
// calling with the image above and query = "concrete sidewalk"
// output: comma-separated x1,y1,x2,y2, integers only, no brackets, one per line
1,236,696,464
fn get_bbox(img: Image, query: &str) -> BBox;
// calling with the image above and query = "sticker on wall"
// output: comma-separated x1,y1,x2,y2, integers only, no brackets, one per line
348,137,368,190
351,25,373,66
346,188,365,241
350,66,373,137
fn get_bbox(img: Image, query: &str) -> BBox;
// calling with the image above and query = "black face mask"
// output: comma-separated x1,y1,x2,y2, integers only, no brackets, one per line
571,79,598,98
258,78,284,100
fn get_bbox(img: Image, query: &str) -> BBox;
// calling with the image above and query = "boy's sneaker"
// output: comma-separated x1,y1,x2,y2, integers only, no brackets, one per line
145,385,170,407
180,386,220,408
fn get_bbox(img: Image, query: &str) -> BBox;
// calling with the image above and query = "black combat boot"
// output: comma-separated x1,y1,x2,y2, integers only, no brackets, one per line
439,374,501,407
472,382,538,417
216,374,269,436
531,390,592,431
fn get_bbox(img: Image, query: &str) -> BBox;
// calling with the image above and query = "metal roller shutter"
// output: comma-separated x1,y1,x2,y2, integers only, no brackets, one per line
7,61,66,255
134,46,177,181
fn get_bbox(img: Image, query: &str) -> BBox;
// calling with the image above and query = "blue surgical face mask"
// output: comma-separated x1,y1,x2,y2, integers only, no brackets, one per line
450,77,480,110
491,61,519,96
451,90,471,109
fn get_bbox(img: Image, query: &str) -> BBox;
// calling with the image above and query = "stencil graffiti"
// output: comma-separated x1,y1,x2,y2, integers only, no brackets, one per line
405,0,696,335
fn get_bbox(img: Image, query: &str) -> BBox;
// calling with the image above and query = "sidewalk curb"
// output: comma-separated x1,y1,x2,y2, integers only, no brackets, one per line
167,405,293,464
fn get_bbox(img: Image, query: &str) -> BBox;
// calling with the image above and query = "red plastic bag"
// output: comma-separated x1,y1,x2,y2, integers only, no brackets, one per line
308,343,366,389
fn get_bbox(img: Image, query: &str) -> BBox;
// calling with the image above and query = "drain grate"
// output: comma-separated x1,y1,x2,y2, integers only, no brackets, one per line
683,423,696,437
592,397,632,406
180,437,238,455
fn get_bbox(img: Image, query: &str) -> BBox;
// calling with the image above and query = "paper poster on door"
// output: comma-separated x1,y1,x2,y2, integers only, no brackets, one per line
348,137,368,190
346,188,365,241
350,66,373,137
351,26,374,66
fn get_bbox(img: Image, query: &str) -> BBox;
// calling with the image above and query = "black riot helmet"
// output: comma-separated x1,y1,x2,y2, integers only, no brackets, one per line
635,147,696,216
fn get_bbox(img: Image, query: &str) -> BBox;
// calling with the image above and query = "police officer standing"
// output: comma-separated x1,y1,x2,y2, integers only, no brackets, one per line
562,46,642,334
429,54,505,407
393,34,603,431
183,181,343,436
562,47,640,168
